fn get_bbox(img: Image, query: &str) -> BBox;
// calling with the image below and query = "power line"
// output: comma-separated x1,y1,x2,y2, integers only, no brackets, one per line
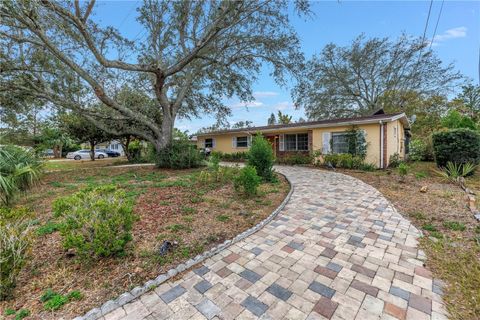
118,2,137,30
429,0,445,50
421,0,434,45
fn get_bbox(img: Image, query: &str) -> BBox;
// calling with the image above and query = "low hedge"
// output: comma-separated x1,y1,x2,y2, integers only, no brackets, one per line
432,129,480,167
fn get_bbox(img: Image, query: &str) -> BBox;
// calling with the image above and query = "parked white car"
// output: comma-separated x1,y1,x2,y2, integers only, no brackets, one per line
66,150,108,160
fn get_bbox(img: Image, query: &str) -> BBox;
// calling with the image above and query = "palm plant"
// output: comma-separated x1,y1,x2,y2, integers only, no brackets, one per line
436,161,477,185
0,146,43,206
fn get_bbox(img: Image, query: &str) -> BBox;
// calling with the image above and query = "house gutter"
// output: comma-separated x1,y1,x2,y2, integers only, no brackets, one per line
379,120,384,169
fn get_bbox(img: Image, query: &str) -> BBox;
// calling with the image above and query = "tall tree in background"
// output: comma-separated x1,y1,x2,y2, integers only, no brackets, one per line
456,84,480,121
59,113,112,161
267,113,276,125
277,111,292,124
1,1,306,153
293,34,463,119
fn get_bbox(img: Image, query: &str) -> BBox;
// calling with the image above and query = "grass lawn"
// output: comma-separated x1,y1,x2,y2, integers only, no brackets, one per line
336,162,480,320
0,162,289,319
43,157,130,171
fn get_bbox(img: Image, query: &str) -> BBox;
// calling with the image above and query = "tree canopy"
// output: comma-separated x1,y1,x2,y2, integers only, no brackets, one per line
293,34,463,119
1,0,307,152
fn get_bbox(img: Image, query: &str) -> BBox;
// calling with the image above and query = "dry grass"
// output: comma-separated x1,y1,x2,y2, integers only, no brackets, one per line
334,161,480,320
0,163,289,319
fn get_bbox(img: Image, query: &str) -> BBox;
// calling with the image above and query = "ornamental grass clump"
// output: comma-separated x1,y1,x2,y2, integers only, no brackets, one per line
53,185,135,260
0,207,33,301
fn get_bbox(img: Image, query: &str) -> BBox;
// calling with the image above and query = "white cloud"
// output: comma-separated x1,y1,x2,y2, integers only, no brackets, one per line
253,91,279,98
431,27,467,46
231,100,264,108
273,101,294,111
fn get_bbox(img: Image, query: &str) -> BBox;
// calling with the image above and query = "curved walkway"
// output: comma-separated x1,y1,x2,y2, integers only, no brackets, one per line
101,166,447,320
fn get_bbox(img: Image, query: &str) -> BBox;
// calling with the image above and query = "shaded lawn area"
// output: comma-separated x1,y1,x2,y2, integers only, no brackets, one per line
336,161,480,320
43,157,130,171
1,163,289,319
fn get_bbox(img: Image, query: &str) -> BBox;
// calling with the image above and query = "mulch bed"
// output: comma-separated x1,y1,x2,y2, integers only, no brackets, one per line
0,166,289,319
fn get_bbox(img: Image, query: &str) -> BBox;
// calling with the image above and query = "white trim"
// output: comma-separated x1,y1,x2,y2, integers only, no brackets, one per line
380,121,384,169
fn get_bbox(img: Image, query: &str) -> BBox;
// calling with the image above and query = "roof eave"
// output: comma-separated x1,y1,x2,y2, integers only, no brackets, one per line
197,114,409,137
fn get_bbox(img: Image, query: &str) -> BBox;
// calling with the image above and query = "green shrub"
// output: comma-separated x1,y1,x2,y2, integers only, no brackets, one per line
247,134,275,181
276,153,312,165
41,289,82,311
234,166,261,197
221,152,248,162
36,220,63,236
155,140,204,169
443,221,466,231
0,145,43,206
388,153,403,168
432,129,480,168
15,309,30,320
323,154,374,170
0,208,32,301
409,139,428,161
52,185,135,260
397,162,409,182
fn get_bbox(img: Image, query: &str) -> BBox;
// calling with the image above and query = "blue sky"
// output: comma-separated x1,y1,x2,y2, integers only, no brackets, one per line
95,1,480,133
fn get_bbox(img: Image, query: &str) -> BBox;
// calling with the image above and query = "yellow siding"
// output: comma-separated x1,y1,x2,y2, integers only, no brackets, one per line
197,120,406,168
311,124,381,167
386,120,405,165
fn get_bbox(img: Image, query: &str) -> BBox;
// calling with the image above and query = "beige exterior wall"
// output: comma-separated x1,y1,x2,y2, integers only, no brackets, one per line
197,120,406,168
386,119,406,164
311,123,382,167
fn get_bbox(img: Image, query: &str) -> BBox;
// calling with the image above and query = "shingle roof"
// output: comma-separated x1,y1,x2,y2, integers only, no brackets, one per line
196,112,407,136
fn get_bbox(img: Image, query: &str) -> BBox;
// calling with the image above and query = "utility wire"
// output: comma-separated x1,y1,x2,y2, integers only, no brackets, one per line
421,0,434,45
429,0,445,50
118,2,137,29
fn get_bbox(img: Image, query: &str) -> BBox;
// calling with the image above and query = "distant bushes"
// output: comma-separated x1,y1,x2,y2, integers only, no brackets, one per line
53,185,136,260
0,145,43,206
211,151,248,162
0,207,32,300
408,139,428,161
432,129,480,168
155,140,204,169
276,152,312,165
322,153,375,171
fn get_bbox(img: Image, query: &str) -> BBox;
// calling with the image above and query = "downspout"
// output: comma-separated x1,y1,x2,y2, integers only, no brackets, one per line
379,121,384,169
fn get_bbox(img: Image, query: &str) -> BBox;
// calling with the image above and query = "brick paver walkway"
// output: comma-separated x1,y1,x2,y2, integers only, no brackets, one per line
102,166,447,320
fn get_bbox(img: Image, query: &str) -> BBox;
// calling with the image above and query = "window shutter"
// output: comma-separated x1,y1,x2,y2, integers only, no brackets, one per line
279,134,285,151
212,138,216,148
232,137,237,148
247,136,252,147
203,139,207,148
322,132,331,154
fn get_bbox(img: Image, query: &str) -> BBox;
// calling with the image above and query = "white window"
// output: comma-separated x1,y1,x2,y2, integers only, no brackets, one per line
236,136,248,148
332,133,349,154
285,133,308,151
204,138,214,148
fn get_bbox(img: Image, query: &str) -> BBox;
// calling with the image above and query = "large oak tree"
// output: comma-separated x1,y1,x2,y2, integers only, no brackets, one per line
0,0,306,152
293,34,463,119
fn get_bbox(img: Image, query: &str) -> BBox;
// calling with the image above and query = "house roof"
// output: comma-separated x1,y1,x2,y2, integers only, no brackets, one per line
196,112,409,136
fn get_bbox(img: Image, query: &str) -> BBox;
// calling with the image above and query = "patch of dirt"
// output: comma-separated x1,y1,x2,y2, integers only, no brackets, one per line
0,166,289,319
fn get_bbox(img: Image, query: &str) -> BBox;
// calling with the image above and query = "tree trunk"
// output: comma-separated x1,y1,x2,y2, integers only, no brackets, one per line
121,136,132,162
53,145,61,158
156,114,174,153
90,141,95,161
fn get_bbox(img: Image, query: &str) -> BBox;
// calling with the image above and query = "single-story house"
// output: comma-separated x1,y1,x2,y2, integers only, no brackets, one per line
196,111,410,168
94,140,126,156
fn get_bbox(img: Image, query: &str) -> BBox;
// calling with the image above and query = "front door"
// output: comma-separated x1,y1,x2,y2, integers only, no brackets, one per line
266,136,277,156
